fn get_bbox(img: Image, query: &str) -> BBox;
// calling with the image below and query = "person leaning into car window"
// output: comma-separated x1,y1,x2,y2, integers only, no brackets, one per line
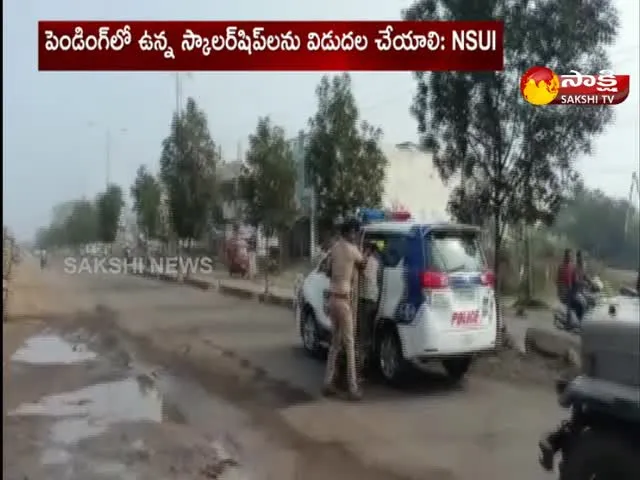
358,242,380,366
322,218,366,401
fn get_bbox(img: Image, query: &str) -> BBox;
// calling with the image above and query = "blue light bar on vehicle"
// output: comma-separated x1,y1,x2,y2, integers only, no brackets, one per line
356,207,412,224
358,208,386,224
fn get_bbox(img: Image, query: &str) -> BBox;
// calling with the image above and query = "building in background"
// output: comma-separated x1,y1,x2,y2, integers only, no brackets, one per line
288,137,457,256
381,142,456,223
215,137,457,260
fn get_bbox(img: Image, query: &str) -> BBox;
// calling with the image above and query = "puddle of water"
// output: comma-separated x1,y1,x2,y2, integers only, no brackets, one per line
11,378,163,444
11,334,97,365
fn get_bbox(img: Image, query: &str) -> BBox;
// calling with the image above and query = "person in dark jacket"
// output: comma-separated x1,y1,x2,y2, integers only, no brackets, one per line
557,249,574,306
570,250,592,323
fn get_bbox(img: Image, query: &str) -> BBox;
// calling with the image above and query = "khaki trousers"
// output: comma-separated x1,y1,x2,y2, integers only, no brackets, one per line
323,295,359,392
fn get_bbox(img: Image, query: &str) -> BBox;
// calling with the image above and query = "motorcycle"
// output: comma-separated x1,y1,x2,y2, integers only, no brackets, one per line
553,285,601,334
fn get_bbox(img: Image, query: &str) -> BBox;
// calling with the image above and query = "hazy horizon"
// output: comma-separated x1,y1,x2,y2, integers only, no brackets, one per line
3,0,639,241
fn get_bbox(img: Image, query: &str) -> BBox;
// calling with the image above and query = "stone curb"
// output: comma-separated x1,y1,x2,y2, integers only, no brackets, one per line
133,270,294,309
217,284,294,309
524,326,581,367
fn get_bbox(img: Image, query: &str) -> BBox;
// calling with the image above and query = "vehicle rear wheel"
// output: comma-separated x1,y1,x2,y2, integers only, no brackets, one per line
301,308,322,358
560,429,640,480
442,356,473,382
376,327,406,385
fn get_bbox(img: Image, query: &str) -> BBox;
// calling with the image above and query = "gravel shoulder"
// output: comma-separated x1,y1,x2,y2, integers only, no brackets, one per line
63,269,564,480
5,262,567,479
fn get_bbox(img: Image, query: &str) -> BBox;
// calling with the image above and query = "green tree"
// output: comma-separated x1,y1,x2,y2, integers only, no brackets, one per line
35,225,64,249
403,0,619,294
130,165,162,244
240,117,298,290
305,74,388,229
553,183,639,270
159,97,219,259
96,185,124,245
51,201,77,228
67,199,99,247
36,198,99,249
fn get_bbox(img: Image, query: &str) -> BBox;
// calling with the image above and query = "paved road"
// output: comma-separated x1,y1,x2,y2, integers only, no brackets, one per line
63,268,561,480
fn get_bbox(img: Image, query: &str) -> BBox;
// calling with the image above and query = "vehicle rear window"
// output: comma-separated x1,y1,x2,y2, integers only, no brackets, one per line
426,231,485,273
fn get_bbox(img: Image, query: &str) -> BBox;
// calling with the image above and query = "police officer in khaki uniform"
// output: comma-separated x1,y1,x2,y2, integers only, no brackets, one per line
322,219,366,400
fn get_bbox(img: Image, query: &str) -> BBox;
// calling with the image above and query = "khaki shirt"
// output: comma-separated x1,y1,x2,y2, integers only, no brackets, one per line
329,239,363,296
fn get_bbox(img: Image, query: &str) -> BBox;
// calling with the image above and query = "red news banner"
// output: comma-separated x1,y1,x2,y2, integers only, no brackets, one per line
38,20,504,71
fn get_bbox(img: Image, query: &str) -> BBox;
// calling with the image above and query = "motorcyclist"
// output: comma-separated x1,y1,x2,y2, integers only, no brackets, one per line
556,249,575,320
569,250,593,324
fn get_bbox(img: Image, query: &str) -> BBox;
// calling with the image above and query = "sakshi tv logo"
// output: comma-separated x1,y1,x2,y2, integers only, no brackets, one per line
520,66,630,106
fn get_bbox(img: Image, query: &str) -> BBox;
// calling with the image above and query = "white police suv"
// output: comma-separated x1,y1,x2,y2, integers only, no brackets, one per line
294,208,498,384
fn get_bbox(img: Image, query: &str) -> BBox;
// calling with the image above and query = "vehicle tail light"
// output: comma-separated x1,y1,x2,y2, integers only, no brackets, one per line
480,270,495,287
421,271,449,289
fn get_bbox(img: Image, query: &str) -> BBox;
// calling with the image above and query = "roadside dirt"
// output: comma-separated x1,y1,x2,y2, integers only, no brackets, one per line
3,262,251,479
74,307,414,480
4,319,254,479
3,262,411,479
4,262,566,479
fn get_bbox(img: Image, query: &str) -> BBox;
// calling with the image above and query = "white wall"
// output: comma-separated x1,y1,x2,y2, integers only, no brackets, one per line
381,145,457,223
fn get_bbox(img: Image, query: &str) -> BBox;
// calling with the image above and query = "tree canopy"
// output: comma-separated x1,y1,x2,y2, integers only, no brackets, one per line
240,116,298,235
96,184,124,244
552,183,639,270
35,199,98,249
159,97,219,241
130,165,162,241
305,73,388,228
403,0,619,254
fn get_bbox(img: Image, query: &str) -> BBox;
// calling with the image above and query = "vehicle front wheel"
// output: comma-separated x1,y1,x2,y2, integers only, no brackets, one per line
442,356,473,382
376,327,407,385
300,308,322,358
560,429,640,480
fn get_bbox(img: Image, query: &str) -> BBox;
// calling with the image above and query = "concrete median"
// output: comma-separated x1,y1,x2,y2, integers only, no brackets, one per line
183,276,213,290
524,326,581,367
218,283,257,299
258,292,294,310
132,268,295,309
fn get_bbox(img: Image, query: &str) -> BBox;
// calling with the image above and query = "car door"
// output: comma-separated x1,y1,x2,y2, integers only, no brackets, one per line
302,253,332,331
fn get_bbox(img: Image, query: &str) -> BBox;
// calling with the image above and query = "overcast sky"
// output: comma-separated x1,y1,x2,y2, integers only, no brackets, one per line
3,0,639,240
